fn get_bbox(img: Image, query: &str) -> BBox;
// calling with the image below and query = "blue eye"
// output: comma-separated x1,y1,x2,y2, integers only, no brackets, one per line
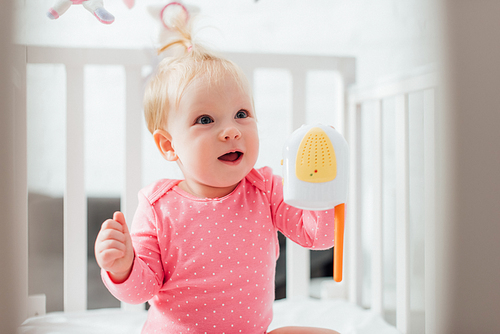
195,115,214,125
235,110,249,119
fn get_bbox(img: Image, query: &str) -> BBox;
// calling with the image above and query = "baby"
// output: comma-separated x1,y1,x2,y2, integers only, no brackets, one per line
95,14,340,334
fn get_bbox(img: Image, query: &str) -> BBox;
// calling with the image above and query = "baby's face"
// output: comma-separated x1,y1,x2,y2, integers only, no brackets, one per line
166,72,259,197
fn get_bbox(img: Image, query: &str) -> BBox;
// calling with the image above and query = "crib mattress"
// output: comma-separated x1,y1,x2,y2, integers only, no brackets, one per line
19,298,399,334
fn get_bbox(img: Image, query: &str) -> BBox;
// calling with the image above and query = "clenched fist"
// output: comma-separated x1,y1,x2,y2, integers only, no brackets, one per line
95,211,134,283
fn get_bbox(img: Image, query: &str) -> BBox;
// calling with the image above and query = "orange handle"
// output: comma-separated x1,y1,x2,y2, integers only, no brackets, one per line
334,203,345,282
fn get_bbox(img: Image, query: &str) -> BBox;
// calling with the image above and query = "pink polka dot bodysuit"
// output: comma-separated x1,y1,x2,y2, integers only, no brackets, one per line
102,167,335,333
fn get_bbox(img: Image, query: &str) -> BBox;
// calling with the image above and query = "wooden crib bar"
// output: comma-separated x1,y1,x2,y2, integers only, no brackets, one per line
287,68,309,299
423,88,436,334
64,65,87,312
347,100,363,307
371,100,384,316
395,93,410,333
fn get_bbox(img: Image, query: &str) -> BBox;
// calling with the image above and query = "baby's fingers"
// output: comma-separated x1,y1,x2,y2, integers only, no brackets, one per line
113,211,130,234
96,238,126,266
97,228,126,244
100,218,124,234
96,237,126,253
98,248,125,269
95,211,134,277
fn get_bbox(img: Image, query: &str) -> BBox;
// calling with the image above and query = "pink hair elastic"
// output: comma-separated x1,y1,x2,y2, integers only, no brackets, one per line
160,2,189,30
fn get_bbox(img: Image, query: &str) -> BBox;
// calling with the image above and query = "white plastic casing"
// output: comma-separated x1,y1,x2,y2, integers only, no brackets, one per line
282,124,349,210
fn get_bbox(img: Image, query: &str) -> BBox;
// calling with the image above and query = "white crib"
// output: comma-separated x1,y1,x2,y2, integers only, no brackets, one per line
11,45,438,334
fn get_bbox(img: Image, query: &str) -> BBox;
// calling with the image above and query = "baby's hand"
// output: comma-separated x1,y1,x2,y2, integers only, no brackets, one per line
95,211,134,283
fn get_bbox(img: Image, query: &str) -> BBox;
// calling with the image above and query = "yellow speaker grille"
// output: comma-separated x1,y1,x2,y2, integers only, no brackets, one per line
296,127,337,183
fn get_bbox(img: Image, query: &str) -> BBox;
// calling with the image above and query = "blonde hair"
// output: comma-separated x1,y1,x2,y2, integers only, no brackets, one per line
144,13,252,134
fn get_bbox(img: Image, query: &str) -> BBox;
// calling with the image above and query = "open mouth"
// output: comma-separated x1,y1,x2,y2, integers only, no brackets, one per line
218,151,243,163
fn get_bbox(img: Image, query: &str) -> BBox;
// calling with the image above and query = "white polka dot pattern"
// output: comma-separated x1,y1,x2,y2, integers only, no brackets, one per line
102,167,335,333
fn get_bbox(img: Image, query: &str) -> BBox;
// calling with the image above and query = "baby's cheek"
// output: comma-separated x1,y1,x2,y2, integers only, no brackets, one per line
247,139,260,165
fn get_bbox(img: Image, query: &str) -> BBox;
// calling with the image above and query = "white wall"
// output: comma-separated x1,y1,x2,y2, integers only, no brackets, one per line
18,0,437,196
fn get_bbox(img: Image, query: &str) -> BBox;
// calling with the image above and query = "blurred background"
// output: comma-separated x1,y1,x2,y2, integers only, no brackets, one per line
5,1,500,333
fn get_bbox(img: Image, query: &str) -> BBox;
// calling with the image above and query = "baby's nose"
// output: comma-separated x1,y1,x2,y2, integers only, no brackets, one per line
220,126,241,140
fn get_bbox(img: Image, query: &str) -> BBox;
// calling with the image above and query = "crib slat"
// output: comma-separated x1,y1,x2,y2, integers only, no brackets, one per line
286,241,310,299
122,66,143,234
347,100,363,306
424,89,436,334
121,66,146,312
64,65,87,312
395,94,410,333
17,45,29,321
372,101,384,316
286,69,310,299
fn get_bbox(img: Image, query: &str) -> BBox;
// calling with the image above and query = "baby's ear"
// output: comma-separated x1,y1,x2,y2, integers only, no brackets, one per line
153,129,178,161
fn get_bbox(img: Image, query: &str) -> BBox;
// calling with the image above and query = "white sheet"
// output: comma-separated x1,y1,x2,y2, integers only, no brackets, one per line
268,298,400,334
19,298,400,334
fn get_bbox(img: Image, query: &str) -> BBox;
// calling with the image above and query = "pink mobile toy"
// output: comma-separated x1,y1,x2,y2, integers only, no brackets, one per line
282,124,349,282
46,0,134,24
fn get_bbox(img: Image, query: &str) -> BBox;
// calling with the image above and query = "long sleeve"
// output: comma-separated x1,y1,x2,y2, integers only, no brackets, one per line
259,167,335,250
101,191,165,304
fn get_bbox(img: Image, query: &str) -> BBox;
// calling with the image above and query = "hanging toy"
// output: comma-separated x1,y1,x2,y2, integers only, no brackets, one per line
146,2,200,49
282,124,349,282
142,2,197,84
46,0,134,24
159,2,190,30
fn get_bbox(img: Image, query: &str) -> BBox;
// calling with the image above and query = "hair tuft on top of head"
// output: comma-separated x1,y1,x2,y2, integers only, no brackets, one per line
158,4,194,56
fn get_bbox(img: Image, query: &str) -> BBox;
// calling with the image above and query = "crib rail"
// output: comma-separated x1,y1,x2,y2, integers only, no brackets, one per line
25,46,356,313
347,70,437,333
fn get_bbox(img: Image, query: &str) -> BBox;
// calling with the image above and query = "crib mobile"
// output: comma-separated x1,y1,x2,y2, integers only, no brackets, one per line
283,124,349,282
46,0,135,24
45,0,194,27
147,1,200,49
